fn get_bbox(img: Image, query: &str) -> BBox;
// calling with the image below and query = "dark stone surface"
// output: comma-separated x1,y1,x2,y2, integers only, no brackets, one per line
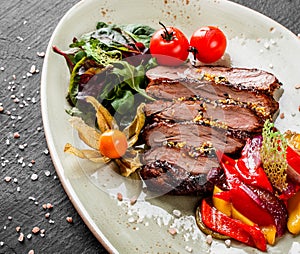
0,0,299,253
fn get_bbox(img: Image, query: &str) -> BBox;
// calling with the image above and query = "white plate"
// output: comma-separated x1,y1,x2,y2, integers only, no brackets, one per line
41,0,300,253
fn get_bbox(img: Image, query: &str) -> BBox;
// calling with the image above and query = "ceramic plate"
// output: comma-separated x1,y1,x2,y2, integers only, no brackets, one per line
41,0,300,253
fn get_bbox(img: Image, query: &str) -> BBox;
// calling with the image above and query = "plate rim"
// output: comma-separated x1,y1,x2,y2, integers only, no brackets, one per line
40,0,300,253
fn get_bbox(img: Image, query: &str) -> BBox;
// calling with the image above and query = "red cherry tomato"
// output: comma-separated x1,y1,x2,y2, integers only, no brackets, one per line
190,26,227,64
99,129,128,159
150,22,189,66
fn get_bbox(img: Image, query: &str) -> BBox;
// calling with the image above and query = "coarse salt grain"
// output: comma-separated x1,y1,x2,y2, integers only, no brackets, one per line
206,234,213,245
29,65,36,74
130,196,137,206
66,217,73,223
225,239,231,248
117,193,123,201
18,233,25,242
32,226,40,234
172,209,181,217
44,170,51,177
17,36,24,41
31,173,38,181
128,217,135,223
37,52,45,57
4,176,11,182
264,42,270,49
46,203,53,209
185,246,193,253
14,132,20,138
168,228,177,235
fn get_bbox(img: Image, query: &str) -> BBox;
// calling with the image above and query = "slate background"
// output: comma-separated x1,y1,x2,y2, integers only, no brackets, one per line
0,0,299,253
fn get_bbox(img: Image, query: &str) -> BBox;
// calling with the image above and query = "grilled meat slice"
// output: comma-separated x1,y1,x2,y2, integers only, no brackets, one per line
144,98,264,133
143,121,246,155
146,65,281,119
140,146,217,195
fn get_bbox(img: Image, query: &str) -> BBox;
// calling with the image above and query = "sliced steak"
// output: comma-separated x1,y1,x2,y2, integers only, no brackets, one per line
140,146,217,195
146,65,281,96
143,121,246,155
146,65,281,119
140,64,282,195
144,98,264,133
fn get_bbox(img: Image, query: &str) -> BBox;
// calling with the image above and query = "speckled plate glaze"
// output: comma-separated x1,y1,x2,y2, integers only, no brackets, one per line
41,0,300,253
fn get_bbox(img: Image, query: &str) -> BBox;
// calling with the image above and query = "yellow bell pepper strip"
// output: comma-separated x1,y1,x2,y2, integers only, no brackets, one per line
200,198,267,252
287,190,300,235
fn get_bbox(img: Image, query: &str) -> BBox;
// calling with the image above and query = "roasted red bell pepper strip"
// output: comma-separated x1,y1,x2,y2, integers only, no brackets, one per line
213,184,275,227
286,145,300,183
287,145,300,170
215,150,276,227
200,198,267,252
216,143,273,192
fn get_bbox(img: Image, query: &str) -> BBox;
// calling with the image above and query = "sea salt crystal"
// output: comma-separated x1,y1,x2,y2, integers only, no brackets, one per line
185,246,193,253
206,235,213,245
225,239,231,248
44,170,51,177
29,65,36,74
172,209,181,217
128,217,135,223
31,173,38,181
264,42,270,49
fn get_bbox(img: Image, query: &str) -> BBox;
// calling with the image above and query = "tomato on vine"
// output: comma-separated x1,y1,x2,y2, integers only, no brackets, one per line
99,129,128,159
150,22,189,66
190,26,227,64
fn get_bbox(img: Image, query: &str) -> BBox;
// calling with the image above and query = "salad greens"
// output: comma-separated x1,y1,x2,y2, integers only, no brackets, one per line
53,21,157,125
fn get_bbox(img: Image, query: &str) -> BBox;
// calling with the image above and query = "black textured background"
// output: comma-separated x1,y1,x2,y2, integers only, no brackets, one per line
0,1,299,253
